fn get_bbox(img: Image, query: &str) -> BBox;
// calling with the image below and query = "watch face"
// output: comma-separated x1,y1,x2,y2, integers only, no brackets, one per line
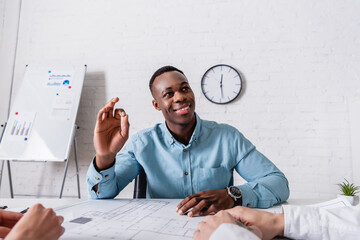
230,186,242,198
201,64,242,104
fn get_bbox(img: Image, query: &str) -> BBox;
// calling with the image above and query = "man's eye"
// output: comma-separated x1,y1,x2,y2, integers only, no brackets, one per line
182,87,189,91
164,92,174,97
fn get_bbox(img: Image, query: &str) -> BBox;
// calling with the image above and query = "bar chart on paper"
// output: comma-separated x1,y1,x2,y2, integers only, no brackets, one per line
8,112,36,141
56,199,204,240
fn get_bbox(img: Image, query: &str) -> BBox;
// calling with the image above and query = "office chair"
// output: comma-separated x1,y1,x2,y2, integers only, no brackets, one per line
133,168,147,198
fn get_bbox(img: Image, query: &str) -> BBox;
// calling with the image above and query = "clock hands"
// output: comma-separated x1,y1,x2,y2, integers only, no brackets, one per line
220,74,224,98
201,65,242,104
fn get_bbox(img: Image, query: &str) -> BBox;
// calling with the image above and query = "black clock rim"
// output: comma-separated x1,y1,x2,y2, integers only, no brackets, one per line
201,64,242,105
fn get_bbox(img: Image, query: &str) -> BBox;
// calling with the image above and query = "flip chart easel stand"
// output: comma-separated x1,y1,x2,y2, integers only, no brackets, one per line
0,65,86,199
59,125,81,199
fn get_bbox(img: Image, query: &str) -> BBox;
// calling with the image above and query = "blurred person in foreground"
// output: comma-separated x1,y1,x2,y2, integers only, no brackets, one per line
194,204,360,240
0,203,64,240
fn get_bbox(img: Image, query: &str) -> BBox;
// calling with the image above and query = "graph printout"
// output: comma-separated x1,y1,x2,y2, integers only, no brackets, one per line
45,70,74,88
6,112,36,142
50,93,74,120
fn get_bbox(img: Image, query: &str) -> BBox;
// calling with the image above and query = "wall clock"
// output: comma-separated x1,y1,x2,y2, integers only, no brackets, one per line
201,64,242,104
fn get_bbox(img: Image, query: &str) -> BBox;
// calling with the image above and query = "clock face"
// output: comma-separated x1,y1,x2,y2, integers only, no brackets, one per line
201,64,242,104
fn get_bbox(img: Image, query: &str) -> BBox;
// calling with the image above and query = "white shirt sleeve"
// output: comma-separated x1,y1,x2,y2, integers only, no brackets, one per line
210,223,261,240
283,205,360,240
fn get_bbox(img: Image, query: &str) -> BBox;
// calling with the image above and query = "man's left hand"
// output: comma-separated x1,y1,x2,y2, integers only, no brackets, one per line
176,189,234,217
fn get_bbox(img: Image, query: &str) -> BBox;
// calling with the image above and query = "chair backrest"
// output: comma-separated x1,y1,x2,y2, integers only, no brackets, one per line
133,169,147,198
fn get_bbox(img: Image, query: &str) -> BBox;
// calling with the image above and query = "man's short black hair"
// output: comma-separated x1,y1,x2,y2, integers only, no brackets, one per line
149,66,185,93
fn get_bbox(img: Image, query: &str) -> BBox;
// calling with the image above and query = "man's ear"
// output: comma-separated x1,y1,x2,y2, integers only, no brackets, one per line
152,99,161,111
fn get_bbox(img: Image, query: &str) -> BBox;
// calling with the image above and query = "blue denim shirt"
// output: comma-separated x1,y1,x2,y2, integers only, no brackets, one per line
87,114,289,208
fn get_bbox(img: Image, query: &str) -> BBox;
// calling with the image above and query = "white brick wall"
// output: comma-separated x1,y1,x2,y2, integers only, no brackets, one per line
1,0,360,200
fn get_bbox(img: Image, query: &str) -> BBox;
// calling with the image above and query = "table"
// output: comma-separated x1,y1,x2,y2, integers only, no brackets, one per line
0,197,356,240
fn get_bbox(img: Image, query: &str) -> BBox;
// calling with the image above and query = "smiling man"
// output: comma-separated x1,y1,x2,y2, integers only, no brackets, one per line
86,66,289,216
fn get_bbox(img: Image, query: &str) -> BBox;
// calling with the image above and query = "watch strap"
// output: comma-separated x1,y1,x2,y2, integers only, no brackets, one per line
233,195,242,206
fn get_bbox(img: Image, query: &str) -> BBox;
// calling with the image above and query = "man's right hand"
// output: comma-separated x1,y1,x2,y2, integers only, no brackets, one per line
94,97,129,171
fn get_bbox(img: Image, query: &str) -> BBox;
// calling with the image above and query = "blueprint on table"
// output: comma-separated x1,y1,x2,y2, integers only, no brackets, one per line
56,199,204,240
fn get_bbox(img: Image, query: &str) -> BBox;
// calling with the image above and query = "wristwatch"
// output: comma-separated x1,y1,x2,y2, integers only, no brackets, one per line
227,186,243,206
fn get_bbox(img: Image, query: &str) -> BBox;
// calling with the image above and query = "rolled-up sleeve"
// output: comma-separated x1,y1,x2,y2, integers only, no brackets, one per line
86,157,118,199
86,138,142,199
234,133,289,208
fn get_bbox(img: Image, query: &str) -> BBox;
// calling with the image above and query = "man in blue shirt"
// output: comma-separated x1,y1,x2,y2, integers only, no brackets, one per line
87,66,289,217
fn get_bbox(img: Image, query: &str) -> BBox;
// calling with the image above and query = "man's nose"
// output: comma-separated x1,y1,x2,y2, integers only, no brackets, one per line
174,91,186,102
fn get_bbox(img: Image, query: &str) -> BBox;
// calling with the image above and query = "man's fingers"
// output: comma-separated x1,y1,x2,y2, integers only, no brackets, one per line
121,114,130,139
57,215,64,224
97,106,112,122
114,108,125,120
57,226,65,238
199,205,217,216
188,200,209,217
114,108,128,137
107,97,119,108
107,98,119,118
96,108,106,122
97,98,119,122
176,196,192,212
177,197,200,216
176,193,200,212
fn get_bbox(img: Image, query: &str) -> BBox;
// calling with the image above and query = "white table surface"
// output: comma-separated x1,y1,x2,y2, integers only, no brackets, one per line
1,197,356,240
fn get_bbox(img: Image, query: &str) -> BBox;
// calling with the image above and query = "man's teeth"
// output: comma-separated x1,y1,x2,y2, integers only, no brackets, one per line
178,106,189,111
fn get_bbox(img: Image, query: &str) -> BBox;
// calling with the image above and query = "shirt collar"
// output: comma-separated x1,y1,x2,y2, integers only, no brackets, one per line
162,113,202,147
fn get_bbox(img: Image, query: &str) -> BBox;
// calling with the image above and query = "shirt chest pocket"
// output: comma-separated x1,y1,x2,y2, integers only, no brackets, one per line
196,166,232,192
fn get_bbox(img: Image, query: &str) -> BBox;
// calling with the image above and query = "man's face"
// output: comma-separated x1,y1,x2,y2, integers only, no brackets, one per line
152,71,196,127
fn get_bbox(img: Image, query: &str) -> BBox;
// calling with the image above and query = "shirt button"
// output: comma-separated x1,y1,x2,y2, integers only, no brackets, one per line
105,175,109,178
183,149,186,152
184,171,189,175
96,177,100,180
246,203,251,207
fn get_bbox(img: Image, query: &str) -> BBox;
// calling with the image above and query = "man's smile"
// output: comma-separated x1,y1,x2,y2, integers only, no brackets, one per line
174,104,191,114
